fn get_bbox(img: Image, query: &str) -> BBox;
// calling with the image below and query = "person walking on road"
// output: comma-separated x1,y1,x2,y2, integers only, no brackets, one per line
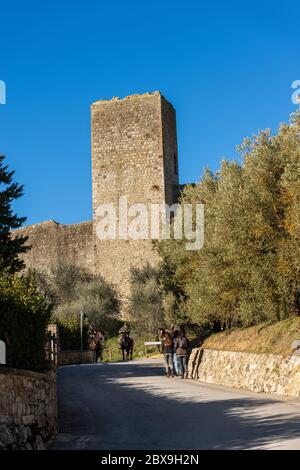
159,328,175,378
171,326,181,376
175,329,189,379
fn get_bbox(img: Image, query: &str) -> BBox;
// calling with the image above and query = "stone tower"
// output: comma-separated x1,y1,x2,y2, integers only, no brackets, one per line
91,91,179,217
90,92,179,308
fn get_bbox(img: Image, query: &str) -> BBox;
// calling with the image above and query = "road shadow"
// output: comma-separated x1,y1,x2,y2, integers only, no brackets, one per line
51,360,300,450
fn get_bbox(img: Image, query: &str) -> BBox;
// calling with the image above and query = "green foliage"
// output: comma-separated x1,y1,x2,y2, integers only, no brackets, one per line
157,111,300,333
0,155,30,273
128,263,164,335
102,335,161,362
0,272,52,370
51,311,89,351
29,264,121,350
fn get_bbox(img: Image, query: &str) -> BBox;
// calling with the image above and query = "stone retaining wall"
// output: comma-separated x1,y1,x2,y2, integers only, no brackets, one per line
59,350,94,365
188,348,300,397
0,367,57,449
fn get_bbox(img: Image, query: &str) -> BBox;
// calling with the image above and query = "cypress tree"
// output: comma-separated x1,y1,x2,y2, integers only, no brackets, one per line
0,155,30,272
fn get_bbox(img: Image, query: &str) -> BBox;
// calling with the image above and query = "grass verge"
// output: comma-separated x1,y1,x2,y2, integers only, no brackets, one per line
202,317,300,356
102,335,162,362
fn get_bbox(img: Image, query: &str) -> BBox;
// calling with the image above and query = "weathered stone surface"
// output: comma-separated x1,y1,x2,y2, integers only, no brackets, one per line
0,367,57,449
188,348,300,397
59,350,94,365
13,92,179,313
13,220,94,274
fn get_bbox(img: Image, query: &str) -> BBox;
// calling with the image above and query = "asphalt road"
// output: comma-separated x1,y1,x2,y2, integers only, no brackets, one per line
49,358,300,450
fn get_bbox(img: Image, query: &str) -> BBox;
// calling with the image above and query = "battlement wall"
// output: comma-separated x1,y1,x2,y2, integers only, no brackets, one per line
14,220,94,273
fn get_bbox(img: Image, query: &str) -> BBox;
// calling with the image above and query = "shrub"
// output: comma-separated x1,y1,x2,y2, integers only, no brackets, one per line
53,307,123,351
129,264,164,335
0,272,52,370
30,264,121,350
53,310,89,350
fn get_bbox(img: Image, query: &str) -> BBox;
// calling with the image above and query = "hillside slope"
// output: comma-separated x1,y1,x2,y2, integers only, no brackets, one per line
202,317,300,356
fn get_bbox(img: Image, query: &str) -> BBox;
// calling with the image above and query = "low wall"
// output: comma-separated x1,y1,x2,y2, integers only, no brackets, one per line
0,367,57,450
59,350,94,365
188,348,300,397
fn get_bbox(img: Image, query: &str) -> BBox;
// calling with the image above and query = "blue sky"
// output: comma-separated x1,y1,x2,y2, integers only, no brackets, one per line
0,0,299,225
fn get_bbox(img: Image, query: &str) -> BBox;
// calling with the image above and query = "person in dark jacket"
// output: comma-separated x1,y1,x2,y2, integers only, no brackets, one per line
174,329,189,379
171,326,181,376
119,322,131,336
159,328,174,378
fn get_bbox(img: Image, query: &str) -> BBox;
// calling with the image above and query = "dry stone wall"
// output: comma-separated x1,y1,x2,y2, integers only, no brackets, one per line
0,367,57,449
188,348,300,397
59,350,93,365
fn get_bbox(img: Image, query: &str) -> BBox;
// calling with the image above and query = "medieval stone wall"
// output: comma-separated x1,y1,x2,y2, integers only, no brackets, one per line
14,221,160,307
14,220,94,273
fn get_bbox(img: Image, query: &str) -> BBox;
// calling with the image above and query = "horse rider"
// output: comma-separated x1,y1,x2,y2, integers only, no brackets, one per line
118,322,131,347
89,327,105,363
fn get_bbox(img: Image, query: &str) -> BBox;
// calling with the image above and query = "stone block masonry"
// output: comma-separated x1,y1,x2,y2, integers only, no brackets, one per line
59,350,94,365
91,92,178,213
13,92,180,311
15,220,94,273
188,348,300,397
0,367,57,449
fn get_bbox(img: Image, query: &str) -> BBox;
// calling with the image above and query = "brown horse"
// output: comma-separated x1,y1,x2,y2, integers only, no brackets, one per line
89,331,105,363
119,333,134,361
